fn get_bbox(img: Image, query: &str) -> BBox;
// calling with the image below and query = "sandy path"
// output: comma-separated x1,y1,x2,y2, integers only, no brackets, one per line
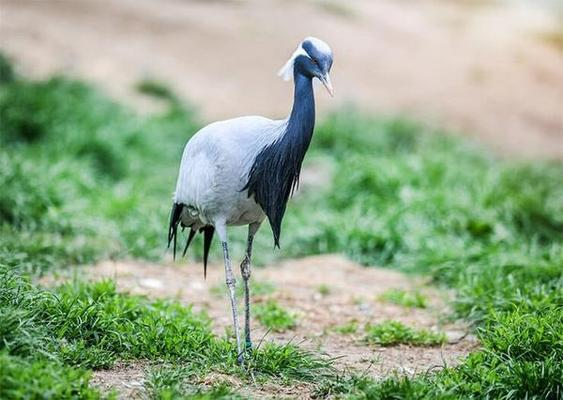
70,254,477,398
1,0,562,158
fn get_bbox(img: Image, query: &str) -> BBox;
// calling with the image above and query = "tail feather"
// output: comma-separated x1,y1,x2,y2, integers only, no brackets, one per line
168,204,215,279
201,226,215,279
167,202,184,260
182,228,197,257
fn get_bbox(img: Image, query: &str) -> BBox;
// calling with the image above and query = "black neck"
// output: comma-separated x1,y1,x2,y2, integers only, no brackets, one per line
288,73,315,135
243,72,316,248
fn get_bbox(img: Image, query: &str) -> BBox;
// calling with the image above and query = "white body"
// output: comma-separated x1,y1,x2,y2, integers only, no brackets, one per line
169,36,333,364
174,116,286,231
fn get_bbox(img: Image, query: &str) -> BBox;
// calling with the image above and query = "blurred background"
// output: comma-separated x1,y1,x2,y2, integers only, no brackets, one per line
2,0,562,158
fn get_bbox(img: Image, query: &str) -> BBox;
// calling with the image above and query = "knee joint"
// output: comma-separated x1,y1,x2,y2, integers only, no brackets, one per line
240,258,251,280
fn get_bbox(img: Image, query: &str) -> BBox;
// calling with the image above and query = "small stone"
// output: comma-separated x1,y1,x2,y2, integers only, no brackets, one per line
358,303,370,313
139,278,163,289
191,281,205,290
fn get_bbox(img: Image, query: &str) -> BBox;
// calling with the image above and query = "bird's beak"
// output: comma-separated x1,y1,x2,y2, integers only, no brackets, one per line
320,74,334,97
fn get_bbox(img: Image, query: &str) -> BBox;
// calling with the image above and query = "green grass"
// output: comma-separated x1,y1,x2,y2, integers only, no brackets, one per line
0,75,199,273
287,110,563,273
378,288,427,309
244,341,335,383
317,283,332,296
0,266,333,396
332,320,359,335
146,350,336,399
135,78,180,103
0,352,108,400
254,300,297,332
1,268,211,369
321,305,563,399
364,321,446,347
0,52,15,84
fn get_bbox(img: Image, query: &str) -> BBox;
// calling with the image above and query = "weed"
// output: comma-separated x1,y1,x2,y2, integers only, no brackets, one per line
317,284,331,296
0,352,107,400
135,78,179,103
254,300,297,332
332,320,359,335
364,321,446,347
378,288,427,308
0,52,15,84
244,341,335,383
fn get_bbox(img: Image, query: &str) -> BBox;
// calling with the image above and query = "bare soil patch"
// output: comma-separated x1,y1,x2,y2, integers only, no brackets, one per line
90,362,147,400
67,255,478,397
91,366,315,400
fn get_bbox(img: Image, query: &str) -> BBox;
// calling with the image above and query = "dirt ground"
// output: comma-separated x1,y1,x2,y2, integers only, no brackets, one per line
66,255,477,398
1,0,562,158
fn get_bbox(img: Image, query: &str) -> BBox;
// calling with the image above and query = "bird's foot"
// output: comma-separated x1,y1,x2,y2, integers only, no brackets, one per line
234,338,253,366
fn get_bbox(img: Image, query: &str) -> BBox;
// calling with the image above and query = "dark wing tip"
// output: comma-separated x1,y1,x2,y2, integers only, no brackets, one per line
268,214,282,249
202,226,215,280
167,203,184,260
182,228,197,258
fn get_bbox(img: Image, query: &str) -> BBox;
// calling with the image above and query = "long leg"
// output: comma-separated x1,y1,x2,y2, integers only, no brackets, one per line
215,222,243,364
240,222,261,350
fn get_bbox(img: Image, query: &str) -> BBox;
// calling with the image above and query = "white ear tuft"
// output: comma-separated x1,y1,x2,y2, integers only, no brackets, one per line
278,45,308,82
277,57,295,82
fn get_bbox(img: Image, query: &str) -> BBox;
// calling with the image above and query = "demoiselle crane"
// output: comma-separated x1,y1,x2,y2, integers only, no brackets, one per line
168,37,334,363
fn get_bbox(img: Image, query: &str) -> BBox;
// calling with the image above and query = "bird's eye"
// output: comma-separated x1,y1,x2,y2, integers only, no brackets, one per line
312,59,319,66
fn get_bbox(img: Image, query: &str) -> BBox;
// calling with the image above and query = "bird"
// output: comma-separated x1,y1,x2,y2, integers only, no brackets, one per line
167,37,334,364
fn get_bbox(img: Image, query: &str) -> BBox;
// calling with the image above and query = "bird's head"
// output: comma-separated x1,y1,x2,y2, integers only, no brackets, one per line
278,37,334,96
